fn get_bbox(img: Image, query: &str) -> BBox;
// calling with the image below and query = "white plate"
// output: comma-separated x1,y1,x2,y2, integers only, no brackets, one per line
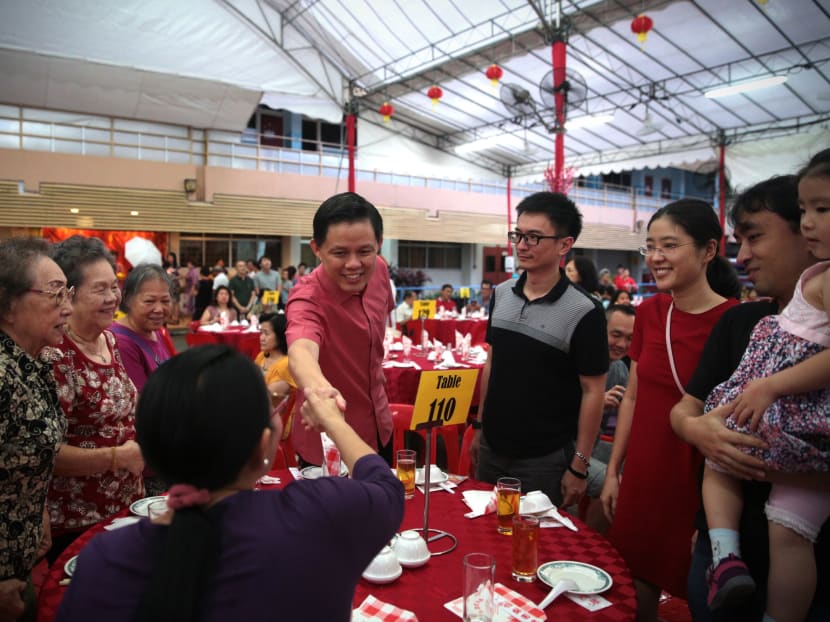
129,495,167,517
415,467,448,485
362,566,402,584
537,561,613,595
64,555,78,577
300,464,348,479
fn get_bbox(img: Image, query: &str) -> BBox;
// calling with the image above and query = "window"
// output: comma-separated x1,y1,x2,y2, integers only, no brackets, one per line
661,178,672,199
644,175,654,197
398,242,462,269
601,172,632,188
178,234,283,268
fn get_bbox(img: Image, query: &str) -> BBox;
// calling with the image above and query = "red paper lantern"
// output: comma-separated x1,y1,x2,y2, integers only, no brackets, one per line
485,64,503,87
379,101,394,123
630,14,653,48
427,85,443,106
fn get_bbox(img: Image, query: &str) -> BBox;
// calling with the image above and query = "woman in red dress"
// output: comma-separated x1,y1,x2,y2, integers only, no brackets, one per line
47,236,145,563
601,200,741,621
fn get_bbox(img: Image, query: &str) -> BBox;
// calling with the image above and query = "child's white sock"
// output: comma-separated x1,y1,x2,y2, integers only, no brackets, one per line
710,528,740,564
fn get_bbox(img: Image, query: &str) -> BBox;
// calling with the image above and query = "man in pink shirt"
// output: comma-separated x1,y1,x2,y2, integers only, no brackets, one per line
286,192,395,465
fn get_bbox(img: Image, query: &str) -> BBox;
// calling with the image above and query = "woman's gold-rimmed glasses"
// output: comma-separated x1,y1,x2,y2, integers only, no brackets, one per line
27,285,75,307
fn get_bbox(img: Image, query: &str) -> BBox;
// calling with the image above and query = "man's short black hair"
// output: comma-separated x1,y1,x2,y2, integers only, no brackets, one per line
515,191,583,240
312,192,383,246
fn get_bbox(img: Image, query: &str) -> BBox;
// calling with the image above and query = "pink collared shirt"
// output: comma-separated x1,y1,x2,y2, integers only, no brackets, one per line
286,258,394,464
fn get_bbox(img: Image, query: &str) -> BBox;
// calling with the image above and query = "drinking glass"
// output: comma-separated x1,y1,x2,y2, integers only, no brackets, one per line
147,500,169,520
496,477,521,535
463,552,495,622
511,514,540,582
396,449,416,499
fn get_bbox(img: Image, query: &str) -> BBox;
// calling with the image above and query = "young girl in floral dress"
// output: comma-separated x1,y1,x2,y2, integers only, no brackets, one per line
703,150,830,622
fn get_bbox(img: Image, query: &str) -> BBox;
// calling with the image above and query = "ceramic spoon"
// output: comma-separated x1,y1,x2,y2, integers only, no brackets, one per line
537,579,578,609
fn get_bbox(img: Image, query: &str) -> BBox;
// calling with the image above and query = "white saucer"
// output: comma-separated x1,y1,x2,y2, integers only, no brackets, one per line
415,467,448,485
129,495,167,517
537,560,613,594
300,464,348,479
362,566,403,584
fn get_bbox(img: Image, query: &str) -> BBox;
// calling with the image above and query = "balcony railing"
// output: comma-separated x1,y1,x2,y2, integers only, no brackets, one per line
0,104,708,216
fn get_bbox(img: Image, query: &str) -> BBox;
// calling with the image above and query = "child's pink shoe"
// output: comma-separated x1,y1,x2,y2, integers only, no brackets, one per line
706,554,756,610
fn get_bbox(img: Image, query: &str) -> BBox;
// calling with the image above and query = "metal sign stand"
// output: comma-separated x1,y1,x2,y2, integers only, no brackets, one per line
419,421,457,556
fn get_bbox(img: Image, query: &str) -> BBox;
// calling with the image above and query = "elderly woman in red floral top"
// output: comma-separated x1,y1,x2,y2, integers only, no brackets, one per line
46,236,145,563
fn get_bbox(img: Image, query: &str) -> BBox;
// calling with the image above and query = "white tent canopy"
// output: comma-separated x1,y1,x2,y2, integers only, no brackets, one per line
0,0,827,183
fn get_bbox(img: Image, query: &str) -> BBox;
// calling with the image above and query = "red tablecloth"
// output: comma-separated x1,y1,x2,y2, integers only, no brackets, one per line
383,358,484,407
39,473,636,622
406,318,487,347
185,327,261,359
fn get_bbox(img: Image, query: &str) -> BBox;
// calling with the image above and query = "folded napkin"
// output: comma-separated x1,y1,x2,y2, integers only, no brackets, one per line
353,595,418,622
444,582,546,621
256,475,281,485
104,516,141,531
462,488,497,518
382,361,422,369
434,351,469,369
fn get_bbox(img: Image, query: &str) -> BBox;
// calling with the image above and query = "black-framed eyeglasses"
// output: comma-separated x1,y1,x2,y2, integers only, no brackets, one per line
27,285,75,307
508,231,565,247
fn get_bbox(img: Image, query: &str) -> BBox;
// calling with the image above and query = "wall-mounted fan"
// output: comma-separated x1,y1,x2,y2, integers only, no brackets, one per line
499,83,537,119
538,69,588,111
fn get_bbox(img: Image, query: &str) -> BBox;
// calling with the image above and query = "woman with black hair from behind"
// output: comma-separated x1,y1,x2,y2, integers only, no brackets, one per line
56,345,404,621
565,255,601,298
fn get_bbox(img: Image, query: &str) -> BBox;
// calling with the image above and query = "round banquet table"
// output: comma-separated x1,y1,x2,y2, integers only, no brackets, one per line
38,473,635,622
185,326,261,359
383,356,484,407
405,318,487,347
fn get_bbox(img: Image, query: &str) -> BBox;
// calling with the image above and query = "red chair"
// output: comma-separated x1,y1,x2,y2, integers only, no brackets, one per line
456,423,477,478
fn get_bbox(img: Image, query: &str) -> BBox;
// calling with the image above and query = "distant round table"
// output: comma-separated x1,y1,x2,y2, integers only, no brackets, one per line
185,326,261,359
406,318,487,347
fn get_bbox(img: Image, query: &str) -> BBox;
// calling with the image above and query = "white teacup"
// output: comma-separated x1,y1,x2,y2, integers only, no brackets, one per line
519,490,554,514
393,530,430,568
362,546,402,583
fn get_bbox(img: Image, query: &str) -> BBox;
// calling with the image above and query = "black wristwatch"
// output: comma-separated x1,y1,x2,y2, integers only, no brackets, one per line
470,419,482,430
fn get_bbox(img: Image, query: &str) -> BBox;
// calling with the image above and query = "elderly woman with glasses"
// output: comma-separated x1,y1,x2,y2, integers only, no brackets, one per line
0,238,71,621
46,236,145,565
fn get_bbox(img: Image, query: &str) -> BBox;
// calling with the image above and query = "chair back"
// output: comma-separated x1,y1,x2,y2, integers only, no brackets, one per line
457,424,477,477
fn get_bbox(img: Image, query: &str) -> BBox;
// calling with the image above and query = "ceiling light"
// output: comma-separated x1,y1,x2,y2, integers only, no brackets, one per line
566,114,615,130
704,75,787,99
454,134,522,155
69,208,79,214
130,210,139,216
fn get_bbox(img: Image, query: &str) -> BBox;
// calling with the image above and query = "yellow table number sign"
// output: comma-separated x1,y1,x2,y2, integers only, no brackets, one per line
410,369,480,429
261,290,280,305
412,299,436,319
458,287,471,299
